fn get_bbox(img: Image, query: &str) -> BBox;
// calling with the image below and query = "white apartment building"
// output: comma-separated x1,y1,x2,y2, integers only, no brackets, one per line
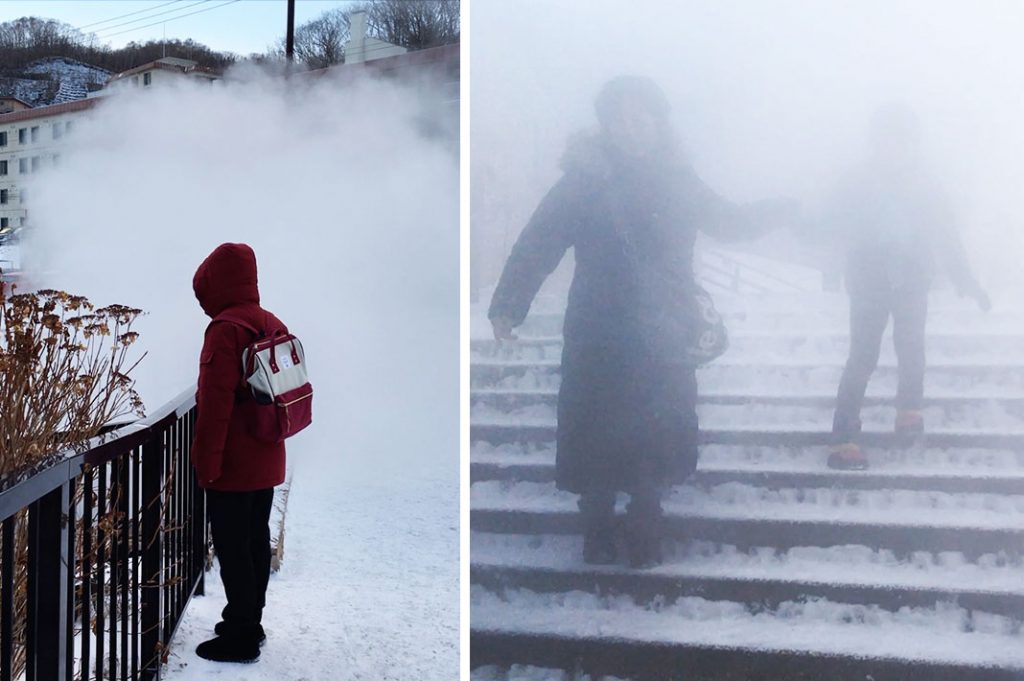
0,58,221,231
0,98,98,232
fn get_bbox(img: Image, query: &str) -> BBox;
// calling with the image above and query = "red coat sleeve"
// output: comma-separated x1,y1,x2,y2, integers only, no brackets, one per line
192,322,242,484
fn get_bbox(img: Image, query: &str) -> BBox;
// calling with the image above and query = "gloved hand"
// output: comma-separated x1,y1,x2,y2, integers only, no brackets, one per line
491,316,517,341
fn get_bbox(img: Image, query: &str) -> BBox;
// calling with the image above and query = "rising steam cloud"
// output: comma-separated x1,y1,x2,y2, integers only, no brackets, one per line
472,0,1024,292
25,64,459,477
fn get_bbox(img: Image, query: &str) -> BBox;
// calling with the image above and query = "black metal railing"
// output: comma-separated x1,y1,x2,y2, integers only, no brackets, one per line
0,387,206,681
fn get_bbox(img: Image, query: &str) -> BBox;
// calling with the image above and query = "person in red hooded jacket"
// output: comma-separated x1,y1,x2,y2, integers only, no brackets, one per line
191,242,287,663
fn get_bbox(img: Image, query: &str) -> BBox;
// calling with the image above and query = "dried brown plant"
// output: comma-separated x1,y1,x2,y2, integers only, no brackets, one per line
0,278,146,479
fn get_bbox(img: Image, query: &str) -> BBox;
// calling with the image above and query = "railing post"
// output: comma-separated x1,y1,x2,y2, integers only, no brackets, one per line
190,410,206,597
192,483,206,598
140,432,164,681
25,480,69,681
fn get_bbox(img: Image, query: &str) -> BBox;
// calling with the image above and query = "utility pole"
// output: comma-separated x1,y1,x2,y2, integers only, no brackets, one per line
285,0,296,62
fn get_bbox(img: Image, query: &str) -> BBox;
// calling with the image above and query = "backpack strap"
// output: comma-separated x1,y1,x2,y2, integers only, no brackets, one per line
212,313,265,383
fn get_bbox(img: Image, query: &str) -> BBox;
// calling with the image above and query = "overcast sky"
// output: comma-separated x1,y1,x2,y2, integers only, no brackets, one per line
0,0,354,55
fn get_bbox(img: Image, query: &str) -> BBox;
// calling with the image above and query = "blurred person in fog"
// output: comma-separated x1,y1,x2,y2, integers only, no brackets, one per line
826,104,990,471
488,76,796,568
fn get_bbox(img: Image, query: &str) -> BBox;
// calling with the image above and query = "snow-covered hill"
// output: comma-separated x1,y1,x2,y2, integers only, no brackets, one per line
0,57,109,107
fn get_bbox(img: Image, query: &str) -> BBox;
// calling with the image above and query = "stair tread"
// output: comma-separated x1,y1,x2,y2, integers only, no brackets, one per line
471,451,1024,480
472,591,1024,670
471,481,1024,531
471,534,1024,596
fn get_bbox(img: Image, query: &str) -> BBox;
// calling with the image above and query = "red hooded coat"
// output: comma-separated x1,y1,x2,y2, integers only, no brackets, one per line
191,243,287,491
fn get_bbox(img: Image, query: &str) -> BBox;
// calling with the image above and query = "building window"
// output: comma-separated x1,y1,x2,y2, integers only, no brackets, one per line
0,218,7,229
65,121,72,134
18,128,26,144
144,72,152,86
0,190,7,205
0,132,6,147
30,126,39,142
31,156,40,172
0,160,6,176
18,158,27,174
53,123,63,140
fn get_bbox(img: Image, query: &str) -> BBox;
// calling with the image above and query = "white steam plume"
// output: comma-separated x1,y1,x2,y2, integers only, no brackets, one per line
25,66,459,478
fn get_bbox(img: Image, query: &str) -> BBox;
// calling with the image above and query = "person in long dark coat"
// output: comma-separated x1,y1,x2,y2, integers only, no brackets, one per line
826,105,990,470
488,76,795,567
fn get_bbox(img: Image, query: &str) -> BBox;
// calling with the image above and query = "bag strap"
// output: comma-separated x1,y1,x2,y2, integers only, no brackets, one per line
212,314,265,381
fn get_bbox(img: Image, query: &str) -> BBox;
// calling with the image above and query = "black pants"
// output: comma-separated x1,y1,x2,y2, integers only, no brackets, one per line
833,284,929,439
206,488,274,631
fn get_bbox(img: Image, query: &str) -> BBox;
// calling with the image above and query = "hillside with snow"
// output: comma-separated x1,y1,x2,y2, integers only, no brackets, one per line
0,57,109,107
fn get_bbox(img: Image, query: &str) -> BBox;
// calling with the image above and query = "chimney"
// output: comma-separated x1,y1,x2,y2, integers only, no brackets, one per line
348,10,368,62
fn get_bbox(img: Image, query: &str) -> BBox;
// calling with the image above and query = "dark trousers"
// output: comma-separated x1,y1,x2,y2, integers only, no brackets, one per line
206,488,274,631
833,284,929,439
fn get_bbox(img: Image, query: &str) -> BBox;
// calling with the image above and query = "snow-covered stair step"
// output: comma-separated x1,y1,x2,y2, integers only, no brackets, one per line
471,589,1024,681
473,442,1024,474
472,389,1024,410
471,481,1024,557
471,334,1024,364
511,308,1024,338
470,452,1024,494
471,423,1024,451
471,360,1024,394
471,398,1024,432
472,533,1024,619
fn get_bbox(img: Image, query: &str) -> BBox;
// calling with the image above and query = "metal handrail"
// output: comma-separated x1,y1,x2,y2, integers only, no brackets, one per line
0,386,196,521
700,249,809,293
0,385,205,681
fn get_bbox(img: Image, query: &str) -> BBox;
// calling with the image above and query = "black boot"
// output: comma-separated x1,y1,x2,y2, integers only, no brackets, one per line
214,621,266,646
196,626,262,663
624,493,664,569
578,490,617,565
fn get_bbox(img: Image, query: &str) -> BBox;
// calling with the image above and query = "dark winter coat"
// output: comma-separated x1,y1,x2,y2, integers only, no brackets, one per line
192,243,288,492
489,136,776,494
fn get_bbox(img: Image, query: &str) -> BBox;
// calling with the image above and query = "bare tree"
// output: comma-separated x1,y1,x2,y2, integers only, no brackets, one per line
354,0,460,51
0,16,235,74
271,0,460,70
291,8,350,70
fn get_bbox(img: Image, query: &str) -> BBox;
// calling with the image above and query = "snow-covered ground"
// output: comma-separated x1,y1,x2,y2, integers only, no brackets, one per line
164,464,458,680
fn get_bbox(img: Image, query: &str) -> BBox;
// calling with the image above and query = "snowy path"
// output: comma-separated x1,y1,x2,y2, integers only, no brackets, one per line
163,463,458,680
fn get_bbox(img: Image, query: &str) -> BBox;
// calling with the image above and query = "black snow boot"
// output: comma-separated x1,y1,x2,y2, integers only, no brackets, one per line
578,490,617,565
214,621,266,646
624,494,664,569
195,629,261,663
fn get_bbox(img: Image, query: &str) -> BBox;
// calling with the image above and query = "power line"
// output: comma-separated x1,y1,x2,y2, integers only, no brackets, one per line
76,1,186,31
91,1,211,38
95,0,242,41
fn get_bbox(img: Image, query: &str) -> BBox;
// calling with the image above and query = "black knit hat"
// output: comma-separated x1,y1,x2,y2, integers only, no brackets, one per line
594,75,671,127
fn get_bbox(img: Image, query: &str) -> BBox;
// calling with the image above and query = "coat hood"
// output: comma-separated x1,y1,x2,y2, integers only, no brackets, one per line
193,243,260,317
